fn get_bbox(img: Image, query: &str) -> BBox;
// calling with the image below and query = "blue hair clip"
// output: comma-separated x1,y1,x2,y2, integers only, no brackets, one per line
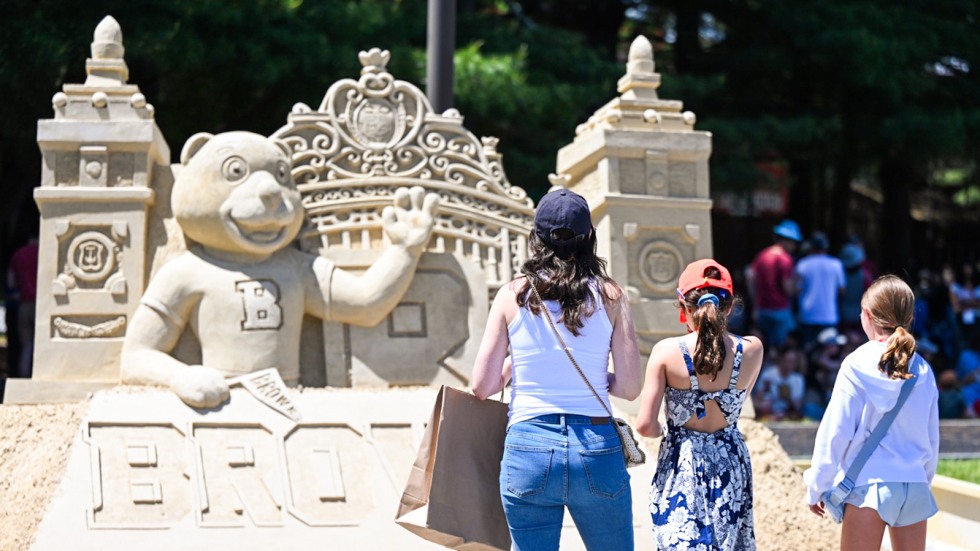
697,293,720,307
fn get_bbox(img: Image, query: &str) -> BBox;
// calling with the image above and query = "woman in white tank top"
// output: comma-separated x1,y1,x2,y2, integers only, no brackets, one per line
472,189,642,551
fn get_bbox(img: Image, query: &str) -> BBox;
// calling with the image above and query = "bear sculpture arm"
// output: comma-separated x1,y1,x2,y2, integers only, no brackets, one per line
121,269,230,408
323,186,440,326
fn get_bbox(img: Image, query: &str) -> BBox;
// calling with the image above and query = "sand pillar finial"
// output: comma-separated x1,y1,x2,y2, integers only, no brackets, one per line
85,15,129,86
618,35,661,100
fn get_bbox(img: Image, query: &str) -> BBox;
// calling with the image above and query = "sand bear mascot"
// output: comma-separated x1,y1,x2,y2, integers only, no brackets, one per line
121,131,439,408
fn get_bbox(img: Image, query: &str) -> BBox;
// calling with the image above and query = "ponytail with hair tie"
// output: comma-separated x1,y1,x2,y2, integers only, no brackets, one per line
697,293,720,308
861,275,918,380
879,325,917,380
677,262,738,381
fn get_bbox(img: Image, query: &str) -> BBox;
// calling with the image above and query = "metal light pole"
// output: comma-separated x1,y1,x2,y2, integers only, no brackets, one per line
426,0,456,113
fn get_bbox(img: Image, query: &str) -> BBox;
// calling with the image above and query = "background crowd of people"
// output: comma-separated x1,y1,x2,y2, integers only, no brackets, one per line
0,234,38,400
734,220,980,421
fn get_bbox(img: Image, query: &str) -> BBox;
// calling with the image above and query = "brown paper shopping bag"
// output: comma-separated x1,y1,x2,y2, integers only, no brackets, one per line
396,385,511,550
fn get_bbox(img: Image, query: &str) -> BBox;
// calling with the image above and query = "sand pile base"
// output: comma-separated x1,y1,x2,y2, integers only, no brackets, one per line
637,418,840,549
0,394,838,550
0,401,87,551
741,419,840,550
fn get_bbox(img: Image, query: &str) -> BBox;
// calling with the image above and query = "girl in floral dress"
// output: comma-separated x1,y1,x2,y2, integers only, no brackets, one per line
636,259,764,550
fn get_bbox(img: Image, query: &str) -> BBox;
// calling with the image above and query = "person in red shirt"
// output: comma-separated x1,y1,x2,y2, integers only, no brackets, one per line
7,236,39,378
748,220,801,349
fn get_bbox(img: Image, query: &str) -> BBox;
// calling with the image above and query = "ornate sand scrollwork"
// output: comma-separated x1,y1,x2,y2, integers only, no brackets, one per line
272,48,534,287
272,47,531,204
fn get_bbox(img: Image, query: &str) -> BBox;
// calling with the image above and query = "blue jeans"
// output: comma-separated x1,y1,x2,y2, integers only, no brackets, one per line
500,414,633,551
756,308,796,348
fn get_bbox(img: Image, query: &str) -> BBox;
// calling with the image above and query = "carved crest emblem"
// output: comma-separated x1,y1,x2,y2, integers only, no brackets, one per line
67,231,117,282
646,251,677,284
351,100,403,147
638,240,684,294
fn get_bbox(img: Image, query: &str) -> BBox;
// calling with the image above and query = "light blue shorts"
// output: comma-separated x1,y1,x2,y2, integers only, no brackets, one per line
844,482,938,527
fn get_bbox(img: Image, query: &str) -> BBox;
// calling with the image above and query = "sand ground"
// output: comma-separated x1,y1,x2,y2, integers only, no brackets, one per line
0,393,842,551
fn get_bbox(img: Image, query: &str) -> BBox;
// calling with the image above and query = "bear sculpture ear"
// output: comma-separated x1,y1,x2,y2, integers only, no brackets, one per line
271,138,292,161
180,132,215,165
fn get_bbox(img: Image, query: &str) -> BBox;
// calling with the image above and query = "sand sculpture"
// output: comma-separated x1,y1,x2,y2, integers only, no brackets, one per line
120,130,439,408
1,16,844,551
7,16,535,402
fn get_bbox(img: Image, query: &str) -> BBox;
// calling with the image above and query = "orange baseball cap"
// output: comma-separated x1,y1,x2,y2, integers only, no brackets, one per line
677,258,733,296
676,259,733,325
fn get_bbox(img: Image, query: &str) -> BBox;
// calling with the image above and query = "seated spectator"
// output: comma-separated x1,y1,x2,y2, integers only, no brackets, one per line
811,327,848,402
801,388,826,421
838,243,866,333
959,336,980,418
950,263,980,350
956,333,980,380
913,268,934,338
937,370,966,419
917,337,942,372
959,379,980,418
753,346,806,421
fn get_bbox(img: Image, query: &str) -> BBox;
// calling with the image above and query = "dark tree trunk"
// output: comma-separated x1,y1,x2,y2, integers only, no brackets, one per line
671,1,700,74
518,1,626,57
830,158,856,250
788,157,817,235
878,156,915,275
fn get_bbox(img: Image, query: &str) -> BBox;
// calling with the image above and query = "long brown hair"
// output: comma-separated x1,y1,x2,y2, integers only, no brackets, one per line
861,275,917,379
681,266,736,380
519,229,616,336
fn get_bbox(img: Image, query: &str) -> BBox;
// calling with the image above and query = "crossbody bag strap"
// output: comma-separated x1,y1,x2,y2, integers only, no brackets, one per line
526,279,615,419
839,375,917,488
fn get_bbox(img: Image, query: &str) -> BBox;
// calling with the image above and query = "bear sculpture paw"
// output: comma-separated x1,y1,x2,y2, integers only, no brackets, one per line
170,366,231,409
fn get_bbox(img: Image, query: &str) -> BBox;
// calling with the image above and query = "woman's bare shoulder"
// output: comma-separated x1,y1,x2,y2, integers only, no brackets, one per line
649,335,683,361
601,280,625,301
504,277,528,294
736,334,765,369
489,278,524,307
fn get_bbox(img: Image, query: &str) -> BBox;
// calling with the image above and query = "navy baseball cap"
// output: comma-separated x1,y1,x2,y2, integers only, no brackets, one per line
534,189,592,247
810,231,830,251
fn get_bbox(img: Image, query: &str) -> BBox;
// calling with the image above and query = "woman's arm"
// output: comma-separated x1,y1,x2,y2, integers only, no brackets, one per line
635,339,670,438
501,355,513,388
472,284,516,399
739,335,765,393
605,283,643,400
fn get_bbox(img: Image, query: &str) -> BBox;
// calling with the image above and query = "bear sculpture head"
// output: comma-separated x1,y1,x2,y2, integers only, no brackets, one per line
172,131,304,260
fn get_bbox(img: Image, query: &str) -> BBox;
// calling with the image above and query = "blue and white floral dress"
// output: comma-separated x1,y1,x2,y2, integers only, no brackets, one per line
649,337,755,550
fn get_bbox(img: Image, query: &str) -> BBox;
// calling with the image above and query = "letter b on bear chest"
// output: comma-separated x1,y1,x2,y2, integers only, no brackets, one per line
235,279,284,331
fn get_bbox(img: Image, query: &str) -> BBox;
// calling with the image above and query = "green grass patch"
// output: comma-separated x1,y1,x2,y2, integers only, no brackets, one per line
937,459,980,485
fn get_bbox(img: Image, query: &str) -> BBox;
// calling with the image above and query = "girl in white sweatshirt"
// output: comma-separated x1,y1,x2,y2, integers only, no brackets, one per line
804,275,939,551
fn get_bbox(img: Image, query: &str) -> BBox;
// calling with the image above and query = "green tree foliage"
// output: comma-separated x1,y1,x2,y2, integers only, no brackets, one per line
449,22,619,199
607,0,980,269
0,0,616,249
1,0,978,271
